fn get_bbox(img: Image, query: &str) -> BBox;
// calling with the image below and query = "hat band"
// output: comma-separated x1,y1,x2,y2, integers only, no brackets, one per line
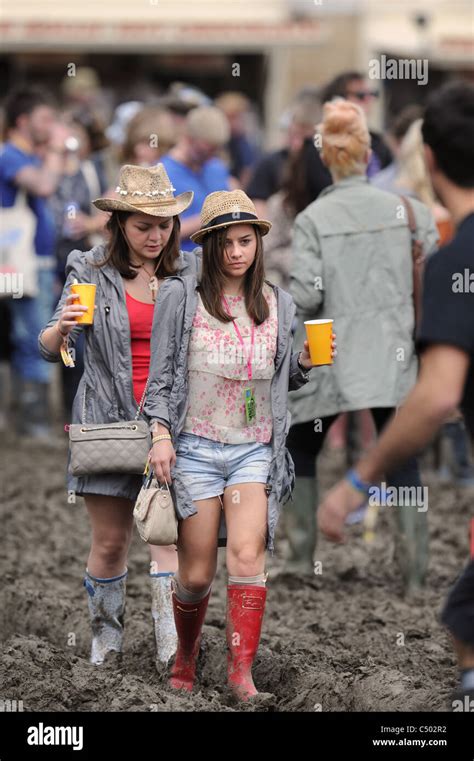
205,211,258,228
127,198,178,207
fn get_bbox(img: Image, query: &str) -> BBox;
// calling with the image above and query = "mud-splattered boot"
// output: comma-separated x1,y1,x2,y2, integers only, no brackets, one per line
83,568,127,665
150,572,177,667
226,584,267,701
169,589,211,691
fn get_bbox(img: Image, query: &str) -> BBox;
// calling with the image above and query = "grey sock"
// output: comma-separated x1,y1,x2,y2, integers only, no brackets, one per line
228,573,267,587
173,575,211,603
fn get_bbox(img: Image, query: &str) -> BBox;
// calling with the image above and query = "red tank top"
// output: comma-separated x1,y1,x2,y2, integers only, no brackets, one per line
125,291,154,405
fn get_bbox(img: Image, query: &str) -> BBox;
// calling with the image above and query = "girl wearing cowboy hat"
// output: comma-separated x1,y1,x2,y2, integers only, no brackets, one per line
146,189,336,700
39,163,197,669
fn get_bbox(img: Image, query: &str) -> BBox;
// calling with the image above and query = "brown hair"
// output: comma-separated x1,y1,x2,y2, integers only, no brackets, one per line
198,226,269,325
281,147,313,218
95,211,181,279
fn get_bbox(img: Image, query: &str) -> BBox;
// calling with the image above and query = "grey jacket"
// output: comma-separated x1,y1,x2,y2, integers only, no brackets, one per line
289,176,439,423
38,244,201,432
143,274,310,552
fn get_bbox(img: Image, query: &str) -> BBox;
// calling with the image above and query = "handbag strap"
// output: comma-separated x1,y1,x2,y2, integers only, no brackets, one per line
399,195,425,329
135,378,149,420
82,385,87,425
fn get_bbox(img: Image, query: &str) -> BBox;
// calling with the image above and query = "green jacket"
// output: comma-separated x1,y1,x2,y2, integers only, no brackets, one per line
288,176,439,424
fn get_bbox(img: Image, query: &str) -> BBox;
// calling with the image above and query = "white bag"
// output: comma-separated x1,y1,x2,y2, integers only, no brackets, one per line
133,475,178,546
0,190,38,299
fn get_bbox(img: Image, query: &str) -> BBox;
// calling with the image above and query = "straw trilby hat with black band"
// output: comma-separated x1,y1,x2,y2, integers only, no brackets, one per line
190,190,271,244
93,163,193,217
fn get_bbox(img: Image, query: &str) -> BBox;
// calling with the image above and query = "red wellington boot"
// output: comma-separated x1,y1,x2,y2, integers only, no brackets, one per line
226,584,267,701
169,590,211,691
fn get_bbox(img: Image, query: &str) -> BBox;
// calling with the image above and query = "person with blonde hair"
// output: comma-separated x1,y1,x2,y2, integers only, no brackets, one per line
394,119,453,244
287,98,439,590
321,71,392,176
319,98,371,176
161,106,231,250
121,107,176,167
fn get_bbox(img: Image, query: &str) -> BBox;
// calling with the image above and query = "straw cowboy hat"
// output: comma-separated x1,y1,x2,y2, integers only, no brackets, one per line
93,164,193,217
190,190,271,244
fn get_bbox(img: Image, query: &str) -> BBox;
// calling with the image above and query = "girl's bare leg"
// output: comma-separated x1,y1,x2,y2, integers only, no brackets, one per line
84,494,134,577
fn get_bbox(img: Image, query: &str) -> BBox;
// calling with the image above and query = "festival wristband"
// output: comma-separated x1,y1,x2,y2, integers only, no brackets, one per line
59,337,75,368
345,468,372,497
55,321,68,338
297,353,311,375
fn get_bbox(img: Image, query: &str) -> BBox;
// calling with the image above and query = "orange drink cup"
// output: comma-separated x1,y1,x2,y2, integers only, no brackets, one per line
71,283,96,325
304,319,334,366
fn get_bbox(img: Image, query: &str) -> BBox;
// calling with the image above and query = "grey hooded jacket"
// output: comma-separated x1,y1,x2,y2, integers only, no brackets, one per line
38,244,201,499
143,274,310,552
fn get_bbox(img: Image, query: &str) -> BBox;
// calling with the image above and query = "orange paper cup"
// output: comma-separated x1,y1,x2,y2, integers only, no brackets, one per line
304,319,334,366
71,283,96,325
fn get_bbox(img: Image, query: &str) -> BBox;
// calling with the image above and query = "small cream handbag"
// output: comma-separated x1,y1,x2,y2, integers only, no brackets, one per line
133,473,178,546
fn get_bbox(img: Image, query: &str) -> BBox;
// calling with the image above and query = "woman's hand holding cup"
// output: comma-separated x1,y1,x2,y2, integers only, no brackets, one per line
57,293,89,336
299,333,337,370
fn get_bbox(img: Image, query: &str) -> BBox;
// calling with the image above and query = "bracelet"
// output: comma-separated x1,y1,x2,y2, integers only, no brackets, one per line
55,321,68,338
152,434,172,443
297,353,311,376
345,468,372,498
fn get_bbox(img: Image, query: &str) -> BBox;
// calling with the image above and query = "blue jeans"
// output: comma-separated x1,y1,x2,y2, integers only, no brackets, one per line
9,266,57,383
174,432,273,502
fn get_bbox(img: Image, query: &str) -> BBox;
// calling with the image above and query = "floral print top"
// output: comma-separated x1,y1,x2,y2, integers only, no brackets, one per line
183,283,278,443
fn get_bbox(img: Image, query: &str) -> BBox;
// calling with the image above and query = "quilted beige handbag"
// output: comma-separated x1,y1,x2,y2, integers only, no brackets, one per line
133,474,178,545
68,381,151,476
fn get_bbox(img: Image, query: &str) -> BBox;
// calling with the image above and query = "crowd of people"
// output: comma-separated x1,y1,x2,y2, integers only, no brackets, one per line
1,68,473,704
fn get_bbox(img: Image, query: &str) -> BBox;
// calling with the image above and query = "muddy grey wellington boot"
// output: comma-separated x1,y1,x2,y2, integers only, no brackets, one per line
83,569,127,665
150,572,177,667
394,505,428,595
284,476,318,575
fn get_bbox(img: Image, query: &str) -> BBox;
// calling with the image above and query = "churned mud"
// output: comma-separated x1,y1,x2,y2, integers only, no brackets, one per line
0,426,471,712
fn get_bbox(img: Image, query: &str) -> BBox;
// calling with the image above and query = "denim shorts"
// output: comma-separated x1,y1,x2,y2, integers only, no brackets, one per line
173,432,272,502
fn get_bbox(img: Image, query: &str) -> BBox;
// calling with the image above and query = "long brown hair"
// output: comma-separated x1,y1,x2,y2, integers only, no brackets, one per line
281,146,314,218
95,211,181,279
198,225,269,325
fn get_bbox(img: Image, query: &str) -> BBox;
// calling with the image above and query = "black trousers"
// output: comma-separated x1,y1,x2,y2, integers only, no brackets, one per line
287,407,422,491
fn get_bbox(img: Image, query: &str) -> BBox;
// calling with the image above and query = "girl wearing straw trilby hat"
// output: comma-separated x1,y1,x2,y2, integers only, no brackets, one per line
39,164,197,669
146,189,336,700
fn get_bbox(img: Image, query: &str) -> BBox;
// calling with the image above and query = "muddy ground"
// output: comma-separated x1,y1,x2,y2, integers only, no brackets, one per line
0,421,472,713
